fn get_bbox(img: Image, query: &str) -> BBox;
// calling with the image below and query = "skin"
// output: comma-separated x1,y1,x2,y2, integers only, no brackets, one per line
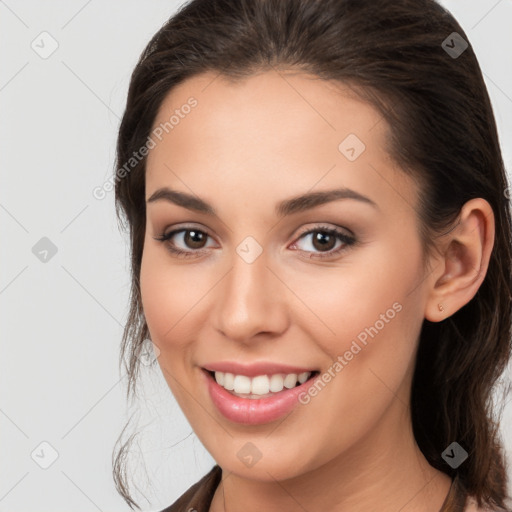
140,69,495,512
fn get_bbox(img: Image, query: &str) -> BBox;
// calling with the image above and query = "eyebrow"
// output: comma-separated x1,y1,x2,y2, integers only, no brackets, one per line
146,186,379,217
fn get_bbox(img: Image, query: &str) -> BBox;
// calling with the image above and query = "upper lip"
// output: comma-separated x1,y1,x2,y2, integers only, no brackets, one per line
202,361,317,377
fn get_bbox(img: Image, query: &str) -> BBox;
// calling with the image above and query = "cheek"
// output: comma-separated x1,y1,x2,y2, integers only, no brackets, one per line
139,246,191,352
139,250,194,406
286,272,422,467
291,235,424,400
139,243,216,365
287,234,422,351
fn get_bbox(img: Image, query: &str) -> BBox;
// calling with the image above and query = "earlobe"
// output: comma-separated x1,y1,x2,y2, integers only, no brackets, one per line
424,198,495,323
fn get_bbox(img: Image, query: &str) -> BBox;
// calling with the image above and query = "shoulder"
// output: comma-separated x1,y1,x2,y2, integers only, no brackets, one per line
158,464,222,512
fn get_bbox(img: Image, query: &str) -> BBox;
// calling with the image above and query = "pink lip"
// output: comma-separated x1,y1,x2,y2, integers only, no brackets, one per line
201,368,319,425
202,361,317,377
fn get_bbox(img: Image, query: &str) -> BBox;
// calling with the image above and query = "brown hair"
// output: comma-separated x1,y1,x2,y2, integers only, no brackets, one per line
113,0,512,509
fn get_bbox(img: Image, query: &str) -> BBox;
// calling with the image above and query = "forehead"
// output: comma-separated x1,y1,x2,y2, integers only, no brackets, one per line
145,69,416,218
149,69,387,149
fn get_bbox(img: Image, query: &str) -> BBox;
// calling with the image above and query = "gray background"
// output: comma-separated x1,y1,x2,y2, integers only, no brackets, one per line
1,1,511,511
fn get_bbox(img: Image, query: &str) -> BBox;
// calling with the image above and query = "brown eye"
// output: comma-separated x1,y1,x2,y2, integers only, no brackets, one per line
292,226,357,259
183,229,208,249
311,231,337,252
153,227,215,258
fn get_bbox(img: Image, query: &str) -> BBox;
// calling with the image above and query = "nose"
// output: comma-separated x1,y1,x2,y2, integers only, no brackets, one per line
212,248,289,344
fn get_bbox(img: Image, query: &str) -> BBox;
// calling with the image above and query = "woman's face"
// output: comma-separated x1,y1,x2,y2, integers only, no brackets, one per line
141,70,434,480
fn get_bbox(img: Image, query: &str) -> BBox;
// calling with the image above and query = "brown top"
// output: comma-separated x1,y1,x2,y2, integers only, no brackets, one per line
158,465,492,512
160,464,221,512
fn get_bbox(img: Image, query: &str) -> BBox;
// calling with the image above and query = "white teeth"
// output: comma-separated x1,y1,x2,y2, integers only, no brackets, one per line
223,372,234,390
298,371,309,384
283,373,298,389
251,375,270,395
269,374,284,392
212,370,313,396
233,375,252,394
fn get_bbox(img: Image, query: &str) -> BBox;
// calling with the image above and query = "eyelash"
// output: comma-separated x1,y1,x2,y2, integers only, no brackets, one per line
153,224,357,260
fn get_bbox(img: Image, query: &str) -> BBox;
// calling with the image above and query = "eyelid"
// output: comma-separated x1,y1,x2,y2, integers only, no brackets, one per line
156,222,216,241
293,222,354,239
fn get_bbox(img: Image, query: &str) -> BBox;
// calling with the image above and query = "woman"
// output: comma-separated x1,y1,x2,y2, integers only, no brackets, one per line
113,0,512,510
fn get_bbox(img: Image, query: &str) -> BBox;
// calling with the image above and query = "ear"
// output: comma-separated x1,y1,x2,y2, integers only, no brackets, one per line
424,198,495,322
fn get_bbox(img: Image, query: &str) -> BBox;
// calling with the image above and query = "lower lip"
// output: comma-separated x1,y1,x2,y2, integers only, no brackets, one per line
203,369,319,425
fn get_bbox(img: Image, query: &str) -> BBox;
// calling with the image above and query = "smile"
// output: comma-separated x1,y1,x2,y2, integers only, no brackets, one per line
201,368,320,425
211,370,313,397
